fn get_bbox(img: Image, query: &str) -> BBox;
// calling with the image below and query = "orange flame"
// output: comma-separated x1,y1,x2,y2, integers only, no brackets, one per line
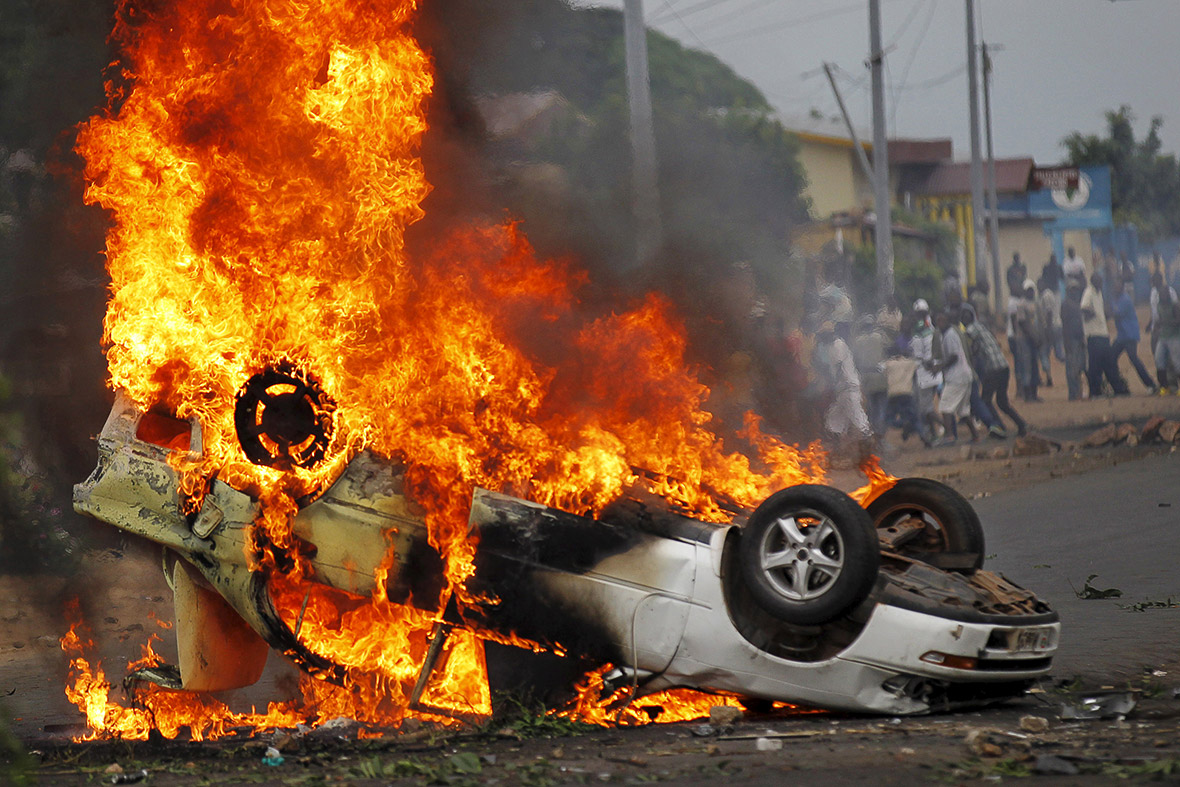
68,0,893,737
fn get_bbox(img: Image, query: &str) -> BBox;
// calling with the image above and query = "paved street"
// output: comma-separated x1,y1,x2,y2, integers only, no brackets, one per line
976,450,1180,683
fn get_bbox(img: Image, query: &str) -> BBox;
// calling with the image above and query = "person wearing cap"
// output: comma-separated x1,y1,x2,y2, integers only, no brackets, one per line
908,299,942,447
1081,270,1130,397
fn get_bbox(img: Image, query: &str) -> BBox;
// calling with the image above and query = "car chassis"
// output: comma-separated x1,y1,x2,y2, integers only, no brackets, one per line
74,392,1060,717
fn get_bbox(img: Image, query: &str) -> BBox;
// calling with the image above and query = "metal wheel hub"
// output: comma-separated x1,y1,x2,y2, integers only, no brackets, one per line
758,509,845,601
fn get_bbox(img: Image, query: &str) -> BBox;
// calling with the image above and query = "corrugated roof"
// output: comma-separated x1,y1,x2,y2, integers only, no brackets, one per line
917,157,1035,196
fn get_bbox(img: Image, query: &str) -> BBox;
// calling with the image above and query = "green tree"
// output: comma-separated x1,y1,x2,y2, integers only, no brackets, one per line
1062,106,1180,239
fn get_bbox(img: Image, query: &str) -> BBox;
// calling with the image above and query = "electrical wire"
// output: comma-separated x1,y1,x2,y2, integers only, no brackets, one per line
889,0,937,128
650,0,737,24
656,0,712,49
701,1,868,47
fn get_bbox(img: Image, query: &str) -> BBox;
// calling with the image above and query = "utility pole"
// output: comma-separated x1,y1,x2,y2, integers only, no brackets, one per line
981,41,1002,303
965,0,989,311
623,0,663,269
869,0,894,305
822,63,873,185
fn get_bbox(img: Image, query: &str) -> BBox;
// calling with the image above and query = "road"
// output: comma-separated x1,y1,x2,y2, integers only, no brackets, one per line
6,450,1180,785
975,450,1180,683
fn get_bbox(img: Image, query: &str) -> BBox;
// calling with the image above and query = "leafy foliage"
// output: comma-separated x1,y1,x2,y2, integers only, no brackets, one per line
1062,106,1180,239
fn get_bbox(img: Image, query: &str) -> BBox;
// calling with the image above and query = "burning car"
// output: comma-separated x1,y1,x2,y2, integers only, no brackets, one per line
74,387,1059,718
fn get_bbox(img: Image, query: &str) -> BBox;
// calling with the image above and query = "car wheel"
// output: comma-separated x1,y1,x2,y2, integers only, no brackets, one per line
866,478,985,570
738,485,880,625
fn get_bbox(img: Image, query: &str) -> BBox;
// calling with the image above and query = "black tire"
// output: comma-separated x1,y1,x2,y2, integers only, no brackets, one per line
738,485,880,625
866,478,985,570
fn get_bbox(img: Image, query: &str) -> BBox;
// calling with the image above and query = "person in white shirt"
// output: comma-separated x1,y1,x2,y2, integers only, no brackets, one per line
1062,246,1087,289
908,299,942,447
1080,271,1129,397
934,309,980,445
813,322,871,448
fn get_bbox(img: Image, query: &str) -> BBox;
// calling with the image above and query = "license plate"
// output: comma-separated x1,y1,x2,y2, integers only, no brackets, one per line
1011,627,1054,653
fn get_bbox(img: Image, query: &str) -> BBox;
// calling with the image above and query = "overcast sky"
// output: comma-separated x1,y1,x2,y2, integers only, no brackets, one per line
581,0,1180,165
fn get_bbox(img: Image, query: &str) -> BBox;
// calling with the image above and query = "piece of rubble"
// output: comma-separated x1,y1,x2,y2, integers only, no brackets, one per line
1083,424,1118,448
754,737,783,752
1115,423,1138,444
709,705,742,726
1012,434,1055,456
1161,421,1180,443
309,716,361,740
1019,715,1049,733
1142,416,1165,441
964,728,1005,757
1060,691,1137,720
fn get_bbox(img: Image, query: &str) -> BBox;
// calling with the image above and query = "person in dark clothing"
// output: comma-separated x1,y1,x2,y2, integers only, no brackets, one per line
1042,253,1064,293
1060,281,1087,400
1005,252,1027,300
961,304,1027,437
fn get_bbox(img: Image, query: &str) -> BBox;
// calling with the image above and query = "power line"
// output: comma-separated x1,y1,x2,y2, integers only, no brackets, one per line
898,63,967,90
884,0,928,51
701,2,867,47
690,0,783,29
889,0,937,128
649,0,735,24
656,0,711,49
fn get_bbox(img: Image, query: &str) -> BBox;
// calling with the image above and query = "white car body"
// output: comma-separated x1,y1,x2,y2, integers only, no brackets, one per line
75,393,1060,715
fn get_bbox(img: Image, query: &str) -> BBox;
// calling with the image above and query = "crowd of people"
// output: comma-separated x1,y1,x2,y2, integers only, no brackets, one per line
801,248,1180,455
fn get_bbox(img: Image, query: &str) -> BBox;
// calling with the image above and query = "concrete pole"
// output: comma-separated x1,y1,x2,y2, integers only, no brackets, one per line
982,41,1002,299
869,0,894,306
965,0,989,311
623,0,663,268
823,63,874,186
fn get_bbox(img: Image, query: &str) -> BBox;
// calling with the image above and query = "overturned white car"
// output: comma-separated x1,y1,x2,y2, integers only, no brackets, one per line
75,391,1059,717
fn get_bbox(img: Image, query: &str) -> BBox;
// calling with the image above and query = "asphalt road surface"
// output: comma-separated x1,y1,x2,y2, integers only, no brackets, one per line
974,450,1180,683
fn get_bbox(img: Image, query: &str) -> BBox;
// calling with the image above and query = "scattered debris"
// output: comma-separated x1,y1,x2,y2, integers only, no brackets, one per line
1142,416,1165,441
718,730,825,741
1071,574,1123,599
109,770,149,785
1019,715,1049,733
1115,423,1138,444
755,737,783,752
1119,597,1180,612
964,728,1006,757
261,746,284,767
1083,424,1118,448
1060,691,1137,720
709,705,742,727
1012,434,1056,456
690,724,717,738
1033,754,1080,776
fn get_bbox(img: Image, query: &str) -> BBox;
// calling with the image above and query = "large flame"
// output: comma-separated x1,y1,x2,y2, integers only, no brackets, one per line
68,0,890,737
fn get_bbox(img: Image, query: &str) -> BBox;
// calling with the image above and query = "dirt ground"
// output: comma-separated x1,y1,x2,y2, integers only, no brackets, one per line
5,343,1180,785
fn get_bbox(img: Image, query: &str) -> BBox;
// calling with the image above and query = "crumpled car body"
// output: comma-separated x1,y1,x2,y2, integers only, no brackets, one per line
74,393,1060,715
